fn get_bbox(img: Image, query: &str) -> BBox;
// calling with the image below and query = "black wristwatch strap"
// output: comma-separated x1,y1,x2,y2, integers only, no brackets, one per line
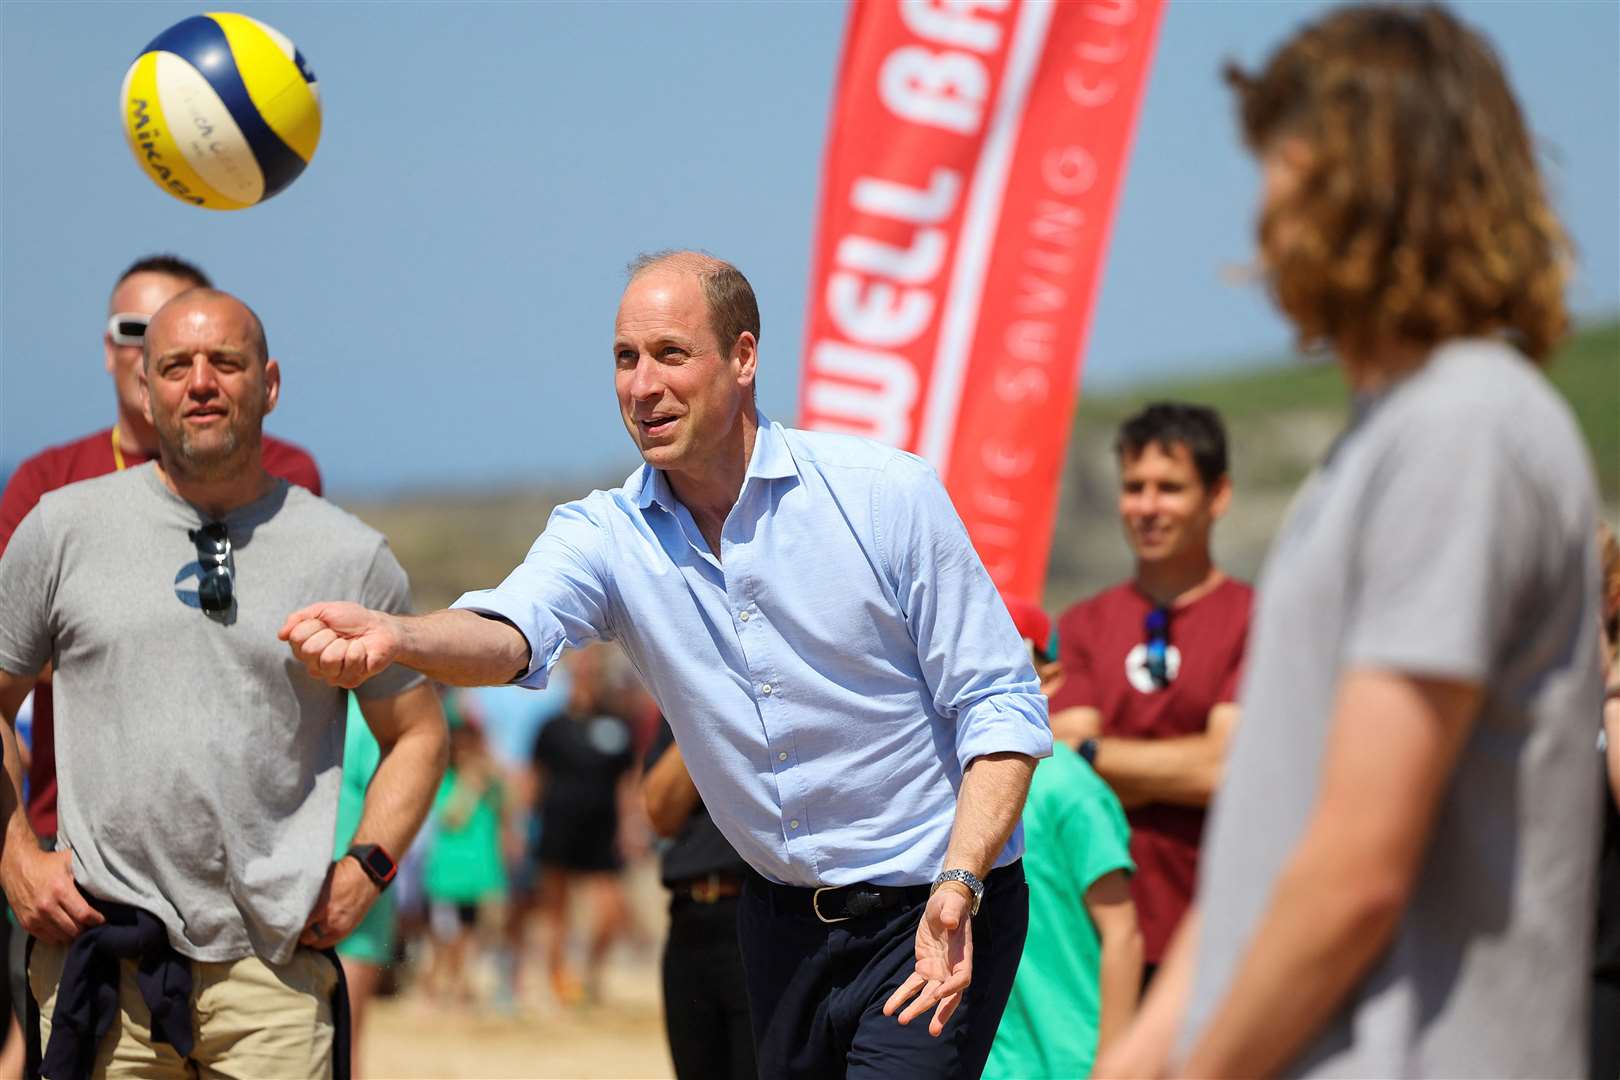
1079,737,1099,765
347,843,397,891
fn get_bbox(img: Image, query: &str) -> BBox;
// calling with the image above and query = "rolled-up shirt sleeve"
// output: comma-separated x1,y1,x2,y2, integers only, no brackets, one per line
876,455,1053,771
450,500,614,689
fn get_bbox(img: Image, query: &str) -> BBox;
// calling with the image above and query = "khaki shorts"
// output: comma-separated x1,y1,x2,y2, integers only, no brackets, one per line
30,938,337,1080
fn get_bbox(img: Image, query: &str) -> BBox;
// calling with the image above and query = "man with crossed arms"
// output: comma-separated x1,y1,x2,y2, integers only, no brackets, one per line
283,251,1051,1078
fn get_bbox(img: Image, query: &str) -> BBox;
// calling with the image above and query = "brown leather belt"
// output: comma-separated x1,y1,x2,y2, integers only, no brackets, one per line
668,870,745,903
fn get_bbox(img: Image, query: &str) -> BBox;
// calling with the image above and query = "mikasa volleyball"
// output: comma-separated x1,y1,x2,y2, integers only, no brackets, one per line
120,13,320,210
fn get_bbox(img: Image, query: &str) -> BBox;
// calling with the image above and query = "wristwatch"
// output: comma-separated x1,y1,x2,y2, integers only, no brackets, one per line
1079,737,1099,765
932,869,985,915
347,844,398,891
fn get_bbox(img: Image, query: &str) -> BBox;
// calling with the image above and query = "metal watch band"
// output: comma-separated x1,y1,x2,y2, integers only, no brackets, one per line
931,868,985,915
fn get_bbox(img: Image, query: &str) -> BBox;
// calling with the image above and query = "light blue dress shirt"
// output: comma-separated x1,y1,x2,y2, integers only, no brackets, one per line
452,417,1052,887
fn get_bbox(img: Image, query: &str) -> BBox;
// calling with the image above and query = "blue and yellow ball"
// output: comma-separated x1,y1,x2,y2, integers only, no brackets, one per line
120,13,321,210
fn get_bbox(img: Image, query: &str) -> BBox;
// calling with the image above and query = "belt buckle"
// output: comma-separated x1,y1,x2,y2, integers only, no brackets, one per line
812,886,851,924
691,873,722,904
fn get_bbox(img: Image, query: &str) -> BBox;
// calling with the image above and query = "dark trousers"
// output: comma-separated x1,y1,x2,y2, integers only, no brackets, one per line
737,862,1028,1080
1593,974,1620,1080
662,895,756,1080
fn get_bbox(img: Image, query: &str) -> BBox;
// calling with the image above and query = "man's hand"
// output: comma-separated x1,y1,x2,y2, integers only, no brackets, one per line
280,602,401,689
882,884,973,1036
300,856,379,950
1,846,104,944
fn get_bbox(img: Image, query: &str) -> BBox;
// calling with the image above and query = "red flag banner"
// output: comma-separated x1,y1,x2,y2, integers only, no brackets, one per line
798,0,1164,598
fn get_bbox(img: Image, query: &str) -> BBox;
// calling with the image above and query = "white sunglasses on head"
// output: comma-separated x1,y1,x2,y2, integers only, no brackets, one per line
107,313,150,347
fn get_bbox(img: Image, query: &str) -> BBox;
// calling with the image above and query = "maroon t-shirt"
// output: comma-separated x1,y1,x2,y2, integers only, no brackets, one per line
1051,577,1252,963
0,426,322,837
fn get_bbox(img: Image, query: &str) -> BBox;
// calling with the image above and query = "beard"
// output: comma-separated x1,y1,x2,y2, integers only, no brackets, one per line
154,406,262,481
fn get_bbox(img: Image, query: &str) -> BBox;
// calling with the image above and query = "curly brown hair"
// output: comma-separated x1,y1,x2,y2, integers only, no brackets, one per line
1226,3,1570,364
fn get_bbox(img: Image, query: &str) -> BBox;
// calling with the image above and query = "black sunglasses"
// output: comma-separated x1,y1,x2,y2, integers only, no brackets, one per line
1143,606,1172,688
188,522,234,613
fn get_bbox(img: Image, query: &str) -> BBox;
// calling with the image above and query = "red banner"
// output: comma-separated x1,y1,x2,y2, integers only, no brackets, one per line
799,0,1163,599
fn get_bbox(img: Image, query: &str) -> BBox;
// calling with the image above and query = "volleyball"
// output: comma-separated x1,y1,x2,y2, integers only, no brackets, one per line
120,13,321,210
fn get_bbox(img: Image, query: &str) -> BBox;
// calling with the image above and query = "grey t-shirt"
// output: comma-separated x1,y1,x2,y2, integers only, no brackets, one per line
0,465,422,964
1182,340,1603,1078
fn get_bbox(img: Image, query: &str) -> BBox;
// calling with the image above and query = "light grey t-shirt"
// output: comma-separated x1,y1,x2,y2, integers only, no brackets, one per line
1182,340,1603,1078
0,465,422,964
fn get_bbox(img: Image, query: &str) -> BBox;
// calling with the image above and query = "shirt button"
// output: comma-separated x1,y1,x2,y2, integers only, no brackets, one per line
777,751,788,762
761,683,773,696
789,819,800,830
739,610,751,622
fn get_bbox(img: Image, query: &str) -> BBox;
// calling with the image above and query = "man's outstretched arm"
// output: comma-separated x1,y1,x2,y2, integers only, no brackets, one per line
281,603,531,689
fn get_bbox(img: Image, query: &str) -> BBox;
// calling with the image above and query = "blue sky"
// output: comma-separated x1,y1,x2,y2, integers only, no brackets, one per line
2,1,1615,493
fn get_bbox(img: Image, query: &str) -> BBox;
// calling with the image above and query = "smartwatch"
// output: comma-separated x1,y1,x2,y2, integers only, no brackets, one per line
1079,737,1099,766
347,843,398,891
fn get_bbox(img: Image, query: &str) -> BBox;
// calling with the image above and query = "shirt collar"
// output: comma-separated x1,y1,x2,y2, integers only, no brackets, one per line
745,412,798,484
632,411,797,513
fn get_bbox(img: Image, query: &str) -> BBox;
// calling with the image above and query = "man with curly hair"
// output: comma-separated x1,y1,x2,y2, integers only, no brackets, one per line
1098,5,1605,1077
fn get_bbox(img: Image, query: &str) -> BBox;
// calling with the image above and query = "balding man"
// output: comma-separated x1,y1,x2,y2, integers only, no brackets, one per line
0,259,322,1035
282,251,1052,1078
0,289,447,1079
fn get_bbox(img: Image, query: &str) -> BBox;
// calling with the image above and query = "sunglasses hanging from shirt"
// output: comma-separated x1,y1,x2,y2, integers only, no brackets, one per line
1143,606,1173,688
188,522,234,613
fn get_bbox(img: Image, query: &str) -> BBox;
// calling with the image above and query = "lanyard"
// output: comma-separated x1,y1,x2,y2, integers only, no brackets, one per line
110,426,127,471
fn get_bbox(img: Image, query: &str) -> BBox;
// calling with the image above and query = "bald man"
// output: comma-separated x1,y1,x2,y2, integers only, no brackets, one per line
0,289,446,1079
0,254,321,912
282,251,1051,1079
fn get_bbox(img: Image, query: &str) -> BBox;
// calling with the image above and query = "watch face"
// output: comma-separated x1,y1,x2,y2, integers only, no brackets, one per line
356,845,396,884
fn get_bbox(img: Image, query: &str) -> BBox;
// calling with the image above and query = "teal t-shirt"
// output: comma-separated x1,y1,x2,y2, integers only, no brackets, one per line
984,743,1134,1080
333,696,379,857
423,764,507,903
333,696,397,965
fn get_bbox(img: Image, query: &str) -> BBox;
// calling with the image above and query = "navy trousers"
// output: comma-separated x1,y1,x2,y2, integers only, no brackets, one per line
737,862,1028,1080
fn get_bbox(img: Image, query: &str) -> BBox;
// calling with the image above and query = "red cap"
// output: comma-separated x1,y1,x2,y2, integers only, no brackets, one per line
1001,594,1056,662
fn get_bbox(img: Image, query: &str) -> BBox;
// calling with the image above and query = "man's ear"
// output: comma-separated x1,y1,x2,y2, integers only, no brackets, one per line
263,358,282,415
1209,473,1233,521
138,365,154,426
733,331,758,390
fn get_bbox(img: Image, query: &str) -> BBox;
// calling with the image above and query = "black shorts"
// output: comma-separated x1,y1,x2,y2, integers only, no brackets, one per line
538,805,622,874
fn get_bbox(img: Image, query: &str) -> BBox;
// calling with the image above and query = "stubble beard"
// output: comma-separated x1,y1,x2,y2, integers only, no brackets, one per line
156,411,261,484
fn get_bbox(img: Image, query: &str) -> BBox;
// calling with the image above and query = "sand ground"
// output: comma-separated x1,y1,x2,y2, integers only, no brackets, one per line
362,862,678,1080
362,982,673,1080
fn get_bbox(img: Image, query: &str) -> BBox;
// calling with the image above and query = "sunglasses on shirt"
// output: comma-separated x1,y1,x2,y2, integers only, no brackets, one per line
188,523,234,614
108,313,150,347
1143,606,1172,688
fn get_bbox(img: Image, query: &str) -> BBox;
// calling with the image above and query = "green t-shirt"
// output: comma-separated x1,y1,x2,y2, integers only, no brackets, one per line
332,696,397,965
423,765,507,903
984,743,1134,1080
332,696,380,857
